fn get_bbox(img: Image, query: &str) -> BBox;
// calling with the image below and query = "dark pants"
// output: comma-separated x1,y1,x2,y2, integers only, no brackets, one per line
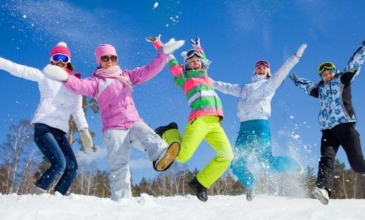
316,122,365,195
34,123,78,195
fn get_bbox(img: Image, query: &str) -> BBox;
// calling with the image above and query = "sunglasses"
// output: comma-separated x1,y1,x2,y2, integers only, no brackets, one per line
318,62,336,74
255,60,270,68
100,55,118,62
186,49,202,60
51,54,70,63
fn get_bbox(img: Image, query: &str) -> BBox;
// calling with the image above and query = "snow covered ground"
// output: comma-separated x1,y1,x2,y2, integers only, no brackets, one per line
1,193,364,220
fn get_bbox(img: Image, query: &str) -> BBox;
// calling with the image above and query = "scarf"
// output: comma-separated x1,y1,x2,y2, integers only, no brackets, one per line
94,65,132,89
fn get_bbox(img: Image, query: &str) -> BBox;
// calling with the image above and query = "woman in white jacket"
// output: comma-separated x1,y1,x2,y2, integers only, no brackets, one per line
213,44,306,201
0,42,93,195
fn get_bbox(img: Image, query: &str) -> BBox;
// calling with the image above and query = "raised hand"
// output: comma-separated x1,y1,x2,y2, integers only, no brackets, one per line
295,44,307,58
289,73,300,86
145,34,161,43
146,34,163,50
162,38,185,54
190,38,201,48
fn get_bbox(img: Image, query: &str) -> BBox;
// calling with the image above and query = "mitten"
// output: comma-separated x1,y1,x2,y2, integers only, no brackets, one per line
43,64,69,81
146,34,164,50
80,129,93,149
190,37,201,49
162,38,185,54
295,44,307,58
289,73,300,86
168,54,176,62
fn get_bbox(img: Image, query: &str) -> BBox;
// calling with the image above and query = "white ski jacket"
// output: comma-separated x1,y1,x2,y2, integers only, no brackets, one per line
0,57,88,133
213,55,299,122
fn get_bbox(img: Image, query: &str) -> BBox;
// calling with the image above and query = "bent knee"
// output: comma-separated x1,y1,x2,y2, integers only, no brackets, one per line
220,149,234,162
351,163,365,173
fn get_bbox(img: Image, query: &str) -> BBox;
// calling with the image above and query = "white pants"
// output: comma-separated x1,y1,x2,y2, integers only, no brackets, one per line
103,121,168,201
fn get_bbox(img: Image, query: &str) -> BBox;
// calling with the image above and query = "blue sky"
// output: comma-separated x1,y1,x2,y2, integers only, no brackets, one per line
1,0,365,183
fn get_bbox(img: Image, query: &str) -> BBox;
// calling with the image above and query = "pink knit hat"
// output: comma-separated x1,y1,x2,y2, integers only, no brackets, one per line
94,44,117,65
50,42,71,62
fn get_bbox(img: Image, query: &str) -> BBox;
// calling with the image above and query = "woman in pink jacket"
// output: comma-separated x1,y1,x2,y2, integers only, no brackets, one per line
44,38,184,201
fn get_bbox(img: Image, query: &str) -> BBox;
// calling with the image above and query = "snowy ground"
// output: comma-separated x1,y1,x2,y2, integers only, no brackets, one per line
1,193,364,220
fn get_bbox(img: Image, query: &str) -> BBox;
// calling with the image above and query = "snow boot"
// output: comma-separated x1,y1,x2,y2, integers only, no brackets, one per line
31,185,46,195
154,122,178,137
246,189,254,201
312,187,329,205
189,177,208,202
153,141,180,172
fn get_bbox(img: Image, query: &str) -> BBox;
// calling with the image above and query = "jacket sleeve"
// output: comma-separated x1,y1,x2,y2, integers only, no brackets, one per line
71,95,89,131
295,77,320,98
0,57,44,82
212,80,241,97
126,51,168,85
343,41,365,72
338,42,365,84
64,75,100,99
267,55,299,91
167,55,183,77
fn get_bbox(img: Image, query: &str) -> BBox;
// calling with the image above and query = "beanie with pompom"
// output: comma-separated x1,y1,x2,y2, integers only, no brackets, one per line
50,42,71,62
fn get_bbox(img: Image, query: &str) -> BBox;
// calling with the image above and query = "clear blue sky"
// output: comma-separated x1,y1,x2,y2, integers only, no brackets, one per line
1,0,365,183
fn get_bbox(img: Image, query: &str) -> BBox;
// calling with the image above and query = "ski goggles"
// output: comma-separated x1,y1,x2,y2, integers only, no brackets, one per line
318,62,336,74
186,49,202,60
255,60,270,68
51,54,70,63
100,55,118,62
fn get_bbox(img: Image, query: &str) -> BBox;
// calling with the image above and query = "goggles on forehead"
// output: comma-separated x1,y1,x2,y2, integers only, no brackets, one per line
100,55,118,62
255,60,270,68
51,54,70,63
318,62,336,74
186,49,202,60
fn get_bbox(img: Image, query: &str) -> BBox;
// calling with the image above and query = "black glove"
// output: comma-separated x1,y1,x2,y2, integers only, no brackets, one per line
289,74,300,86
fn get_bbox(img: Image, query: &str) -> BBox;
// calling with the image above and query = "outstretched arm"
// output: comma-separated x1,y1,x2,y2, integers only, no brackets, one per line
146,34,185,55
267,44,307,90
289,73,320,98
0,57,44,82
343,37,365,71
212,79,241,97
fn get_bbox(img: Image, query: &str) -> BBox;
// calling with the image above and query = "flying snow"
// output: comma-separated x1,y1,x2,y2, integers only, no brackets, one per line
153,2,159,10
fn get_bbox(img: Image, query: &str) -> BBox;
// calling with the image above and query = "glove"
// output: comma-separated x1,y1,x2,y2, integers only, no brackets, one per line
167,54,176,62
190,37,201,48
80,129,93,149
43,64,69,81
289,73,300,86
145,34,160,43
295,44,307,58
146,34,163,50
162,38,185,54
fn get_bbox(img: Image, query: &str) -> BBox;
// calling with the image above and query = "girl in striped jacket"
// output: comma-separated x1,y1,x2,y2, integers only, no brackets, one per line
151,37,234,202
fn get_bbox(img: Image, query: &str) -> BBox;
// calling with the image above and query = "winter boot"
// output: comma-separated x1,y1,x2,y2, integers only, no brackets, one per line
246,188,254,201
31,185,47,195
189,177,208,202
153,141,180,172
154,122,178,137
312,187,329,205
